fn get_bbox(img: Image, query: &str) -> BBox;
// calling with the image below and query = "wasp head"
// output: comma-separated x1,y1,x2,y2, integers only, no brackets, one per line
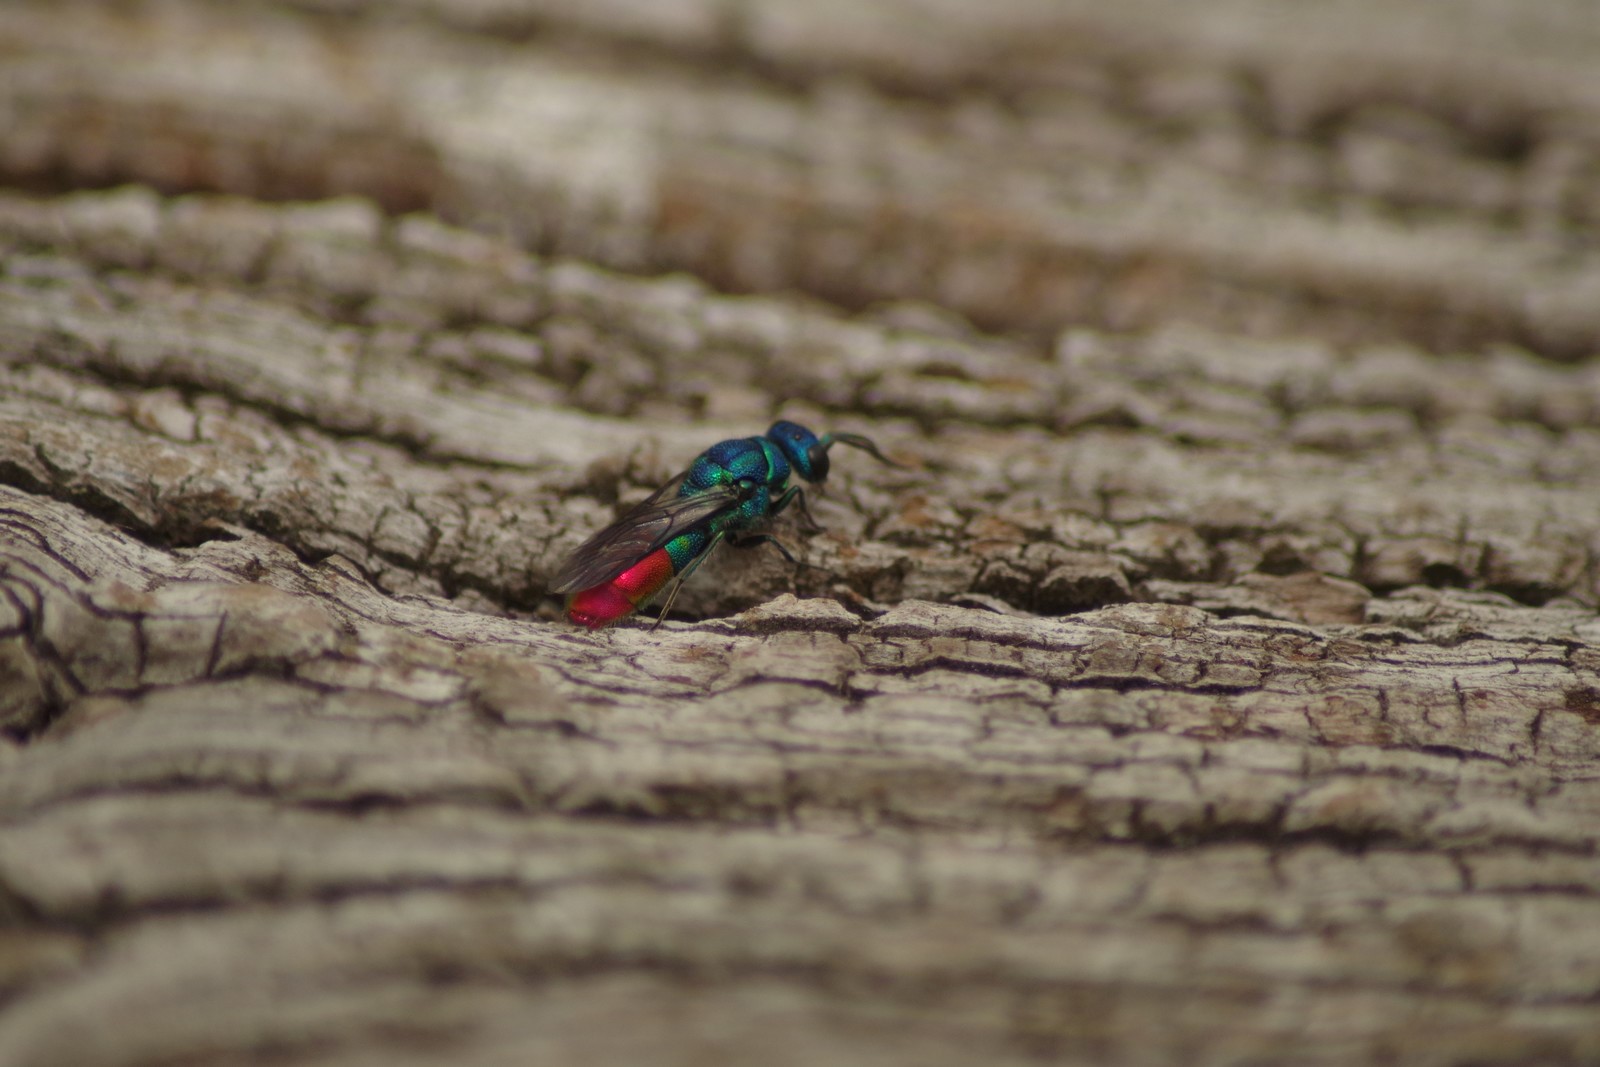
769,420,901,484
768,420,830,483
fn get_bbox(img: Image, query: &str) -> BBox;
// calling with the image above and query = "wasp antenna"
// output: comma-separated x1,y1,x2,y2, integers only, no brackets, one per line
821,432,904,469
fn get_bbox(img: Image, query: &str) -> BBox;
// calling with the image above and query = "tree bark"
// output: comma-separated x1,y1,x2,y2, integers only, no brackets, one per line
3,2,1600,1065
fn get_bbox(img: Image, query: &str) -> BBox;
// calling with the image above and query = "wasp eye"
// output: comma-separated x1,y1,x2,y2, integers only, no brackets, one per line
806,441,830,481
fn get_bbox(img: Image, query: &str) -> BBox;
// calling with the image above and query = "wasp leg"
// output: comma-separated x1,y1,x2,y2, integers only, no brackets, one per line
770,485,824,532
650,531,724,631
729,533,799,565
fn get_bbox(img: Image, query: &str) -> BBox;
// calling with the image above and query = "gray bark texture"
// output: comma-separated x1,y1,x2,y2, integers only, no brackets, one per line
4,1,1600,1064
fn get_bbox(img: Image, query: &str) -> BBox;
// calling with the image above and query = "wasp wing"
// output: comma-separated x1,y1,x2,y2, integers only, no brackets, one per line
549,480,746,594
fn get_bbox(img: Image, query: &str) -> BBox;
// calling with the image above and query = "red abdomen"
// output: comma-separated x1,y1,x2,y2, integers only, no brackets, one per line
564,548,676,629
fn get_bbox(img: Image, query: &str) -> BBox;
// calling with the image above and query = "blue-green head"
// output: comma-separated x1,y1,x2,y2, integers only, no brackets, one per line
767,420,899,484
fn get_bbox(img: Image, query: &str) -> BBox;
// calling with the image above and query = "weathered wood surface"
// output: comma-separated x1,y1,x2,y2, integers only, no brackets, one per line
3,2,1600,1065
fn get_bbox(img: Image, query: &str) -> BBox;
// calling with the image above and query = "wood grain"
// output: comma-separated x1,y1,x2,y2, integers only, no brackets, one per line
3,2,1600,1065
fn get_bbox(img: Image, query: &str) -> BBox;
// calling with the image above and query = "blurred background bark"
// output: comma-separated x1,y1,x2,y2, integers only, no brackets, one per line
3,2,1600,1064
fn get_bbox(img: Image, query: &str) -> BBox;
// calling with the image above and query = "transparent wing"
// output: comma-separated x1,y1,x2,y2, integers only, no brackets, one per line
549,479,746,594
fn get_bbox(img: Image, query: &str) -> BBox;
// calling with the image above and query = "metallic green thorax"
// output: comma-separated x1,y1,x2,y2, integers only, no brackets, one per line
663,437,792,570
